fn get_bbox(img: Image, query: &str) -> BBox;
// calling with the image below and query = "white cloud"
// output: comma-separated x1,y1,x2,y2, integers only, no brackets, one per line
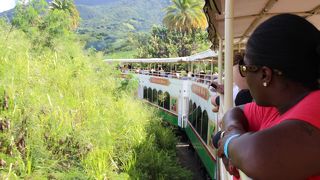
0,0,16,13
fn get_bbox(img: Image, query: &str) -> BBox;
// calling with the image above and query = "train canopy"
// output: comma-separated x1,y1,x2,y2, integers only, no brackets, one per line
204,0,320,47
104,49,218,63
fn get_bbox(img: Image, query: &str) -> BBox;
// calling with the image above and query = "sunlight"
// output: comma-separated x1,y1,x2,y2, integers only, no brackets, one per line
0,0,16,13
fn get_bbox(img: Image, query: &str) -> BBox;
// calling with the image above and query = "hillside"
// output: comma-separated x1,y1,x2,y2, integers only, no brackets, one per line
0,0,172,53
0,10,191,178
76,0,171,53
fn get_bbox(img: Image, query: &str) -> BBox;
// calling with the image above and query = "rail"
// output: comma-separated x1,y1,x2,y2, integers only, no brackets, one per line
121,69,218,85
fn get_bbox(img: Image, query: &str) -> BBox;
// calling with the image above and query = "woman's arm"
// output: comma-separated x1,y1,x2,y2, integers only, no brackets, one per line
221,106,249,134
224,120,320,179
216,107,249,177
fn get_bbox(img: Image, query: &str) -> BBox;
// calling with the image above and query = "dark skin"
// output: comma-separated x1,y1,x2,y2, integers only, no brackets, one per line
218,58,320,179
210,81,224,94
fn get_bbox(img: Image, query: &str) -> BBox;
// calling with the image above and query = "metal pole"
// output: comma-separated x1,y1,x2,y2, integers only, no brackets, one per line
197,63,200,73
191,62,193,73
220,1,234,180
224,0,234,112
218,38,223,84
211,59,214,80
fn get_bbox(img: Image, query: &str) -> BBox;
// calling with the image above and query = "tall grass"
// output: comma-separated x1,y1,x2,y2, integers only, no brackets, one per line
0,20,191,179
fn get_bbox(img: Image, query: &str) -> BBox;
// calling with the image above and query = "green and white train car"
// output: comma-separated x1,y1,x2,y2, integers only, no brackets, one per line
137,72,218,179
106,50,220,179
106,1,320,179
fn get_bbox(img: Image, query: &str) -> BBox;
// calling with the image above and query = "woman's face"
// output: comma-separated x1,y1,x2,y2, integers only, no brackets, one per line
233,64,248,89
243,56,270,106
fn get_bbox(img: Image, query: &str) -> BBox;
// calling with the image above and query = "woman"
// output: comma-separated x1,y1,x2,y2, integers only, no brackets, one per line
218,14,320,179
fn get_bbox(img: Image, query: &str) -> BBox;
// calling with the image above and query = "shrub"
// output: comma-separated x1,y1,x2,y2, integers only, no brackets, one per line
0,12,191,179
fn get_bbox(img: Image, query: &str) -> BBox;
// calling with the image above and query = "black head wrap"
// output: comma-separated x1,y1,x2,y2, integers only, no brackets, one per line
246,14,320,89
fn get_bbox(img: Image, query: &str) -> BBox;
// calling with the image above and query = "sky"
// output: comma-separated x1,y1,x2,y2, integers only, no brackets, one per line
0,0,16,13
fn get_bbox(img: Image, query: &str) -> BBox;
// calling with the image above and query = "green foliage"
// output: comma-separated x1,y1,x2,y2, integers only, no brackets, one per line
12,0,48,34
76,0,172,53
49,0,80,29
135,25,210,58
163,0,207,32
41,9,72,37
105,50,137,59
11,0,78,51
126,119,192,180
0,7,191,179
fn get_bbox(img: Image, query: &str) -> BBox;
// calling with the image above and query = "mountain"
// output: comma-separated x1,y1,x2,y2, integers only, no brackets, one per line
75,0,117,6
75,0,171,52
0,0,172,53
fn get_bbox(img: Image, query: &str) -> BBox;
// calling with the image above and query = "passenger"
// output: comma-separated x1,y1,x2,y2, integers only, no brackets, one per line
218,14,320,179
200,70,205,83
150,68,155,75
210,52,252,113
191,74,196,81
176,72,180,79
187,71,193,79
159,68,165,77
205,73,211,85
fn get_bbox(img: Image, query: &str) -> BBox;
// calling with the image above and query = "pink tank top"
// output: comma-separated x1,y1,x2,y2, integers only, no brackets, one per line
244,90,320,180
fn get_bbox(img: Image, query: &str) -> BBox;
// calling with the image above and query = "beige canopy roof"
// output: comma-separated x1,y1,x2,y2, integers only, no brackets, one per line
204,0,320,48
104,49,218,63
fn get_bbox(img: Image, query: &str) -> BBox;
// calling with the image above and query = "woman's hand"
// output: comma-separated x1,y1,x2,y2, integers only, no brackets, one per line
222,157,241,178
210,82,224,94
217,132,241,178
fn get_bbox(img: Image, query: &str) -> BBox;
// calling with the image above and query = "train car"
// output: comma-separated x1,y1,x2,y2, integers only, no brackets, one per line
106,1,320,179
106,50,221,179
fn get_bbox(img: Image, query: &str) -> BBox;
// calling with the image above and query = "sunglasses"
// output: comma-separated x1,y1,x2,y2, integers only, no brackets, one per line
238,58,283,77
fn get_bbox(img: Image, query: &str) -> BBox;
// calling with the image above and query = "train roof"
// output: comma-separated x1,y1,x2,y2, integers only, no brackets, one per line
104,49,218,63
204,0,320,48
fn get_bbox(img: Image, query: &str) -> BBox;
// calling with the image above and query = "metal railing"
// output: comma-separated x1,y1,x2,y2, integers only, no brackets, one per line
121,69,218,85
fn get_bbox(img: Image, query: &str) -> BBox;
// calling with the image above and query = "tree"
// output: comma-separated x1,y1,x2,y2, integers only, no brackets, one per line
11,0,78,51
163,0,207,32
135,26,209,58
12,0,48,33
49,0,80,30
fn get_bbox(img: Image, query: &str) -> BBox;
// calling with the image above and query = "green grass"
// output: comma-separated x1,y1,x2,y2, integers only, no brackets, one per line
0,20,191,179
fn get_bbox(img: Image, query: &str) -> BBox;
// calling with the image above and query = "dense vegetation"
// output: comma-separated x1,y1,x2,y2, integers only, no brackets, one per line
0,0,192,179
76,0,172,54
134,26,209,58
1,0,210,58
0,0,172,54
132,0,210,58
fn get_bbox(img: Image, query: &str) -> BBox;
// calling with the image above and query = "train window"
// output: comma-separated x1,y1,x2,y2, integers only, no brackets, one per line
170,97,177,112
147,87,152,102
201,110,208,142
158,90,164,107
191,103,197,127
152,89,158,104
189,100,192,115
164,92,170,110
143,87,147,99
196,107,202,135
188,100,193,123
192,103,197,111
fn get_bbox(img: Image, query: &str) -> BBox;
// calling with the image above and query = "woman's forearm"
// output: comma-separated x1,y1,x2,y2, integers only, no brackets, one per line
226,121,320,179
222,107,249,134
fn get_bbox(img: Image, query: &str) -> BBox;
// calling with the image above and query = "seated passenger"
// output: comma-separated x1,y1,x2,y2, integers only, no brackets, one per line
218,14,320,179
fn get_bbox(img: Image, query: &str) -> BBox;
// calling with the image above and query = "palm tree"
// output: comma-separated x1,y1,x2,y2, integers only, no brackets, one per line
49,0,80,30
163,0,207,32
